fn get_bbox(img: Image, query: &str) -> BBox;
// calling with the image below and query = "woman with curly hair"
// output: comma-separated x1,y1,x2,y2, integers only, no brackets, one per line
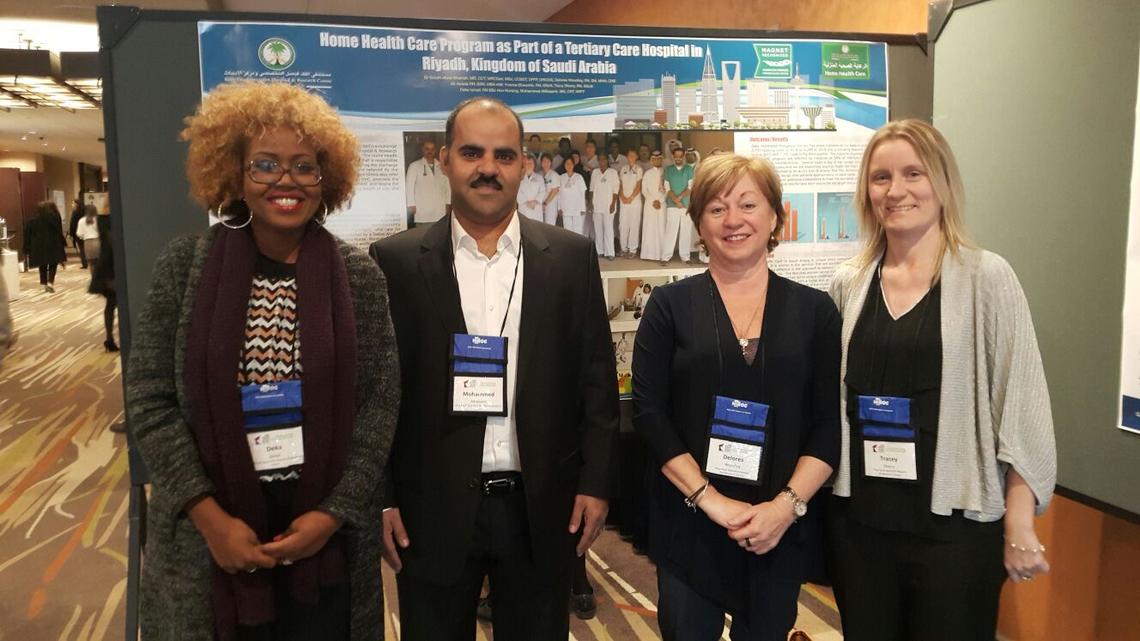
125,81,400,641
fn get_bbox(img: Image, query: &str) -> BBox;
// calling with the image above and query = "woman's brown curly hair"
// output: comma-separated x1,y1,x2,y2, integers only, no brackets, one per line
180,81,359,218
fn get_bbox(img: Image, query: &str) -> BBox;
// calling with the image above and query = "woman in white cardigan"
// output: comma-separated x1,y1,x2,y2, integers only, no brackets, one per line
826,119,1056,641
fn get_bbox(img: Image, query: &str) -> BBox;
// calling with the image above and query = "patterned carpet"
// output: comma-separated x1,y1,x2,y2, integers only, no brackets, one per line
0,262,129,641
0,260,843,640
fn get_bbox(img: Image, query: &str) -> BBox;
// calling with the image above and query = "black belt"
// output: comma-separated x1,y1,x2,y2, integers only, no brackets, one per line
481,471,523,496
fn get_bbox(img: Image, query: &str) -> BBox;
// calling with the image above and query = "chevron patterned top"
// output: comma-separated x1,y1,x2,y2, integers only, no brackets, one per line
238,256,302,483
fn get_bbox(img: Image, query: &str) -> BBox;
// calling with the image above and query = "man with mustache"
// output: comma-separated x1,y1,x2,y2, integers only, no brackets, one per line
369,97,619,641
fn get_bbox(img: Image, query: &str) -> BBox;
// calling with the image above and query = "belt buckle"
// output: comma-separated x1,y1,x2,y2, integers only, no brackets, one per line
482,477,514,495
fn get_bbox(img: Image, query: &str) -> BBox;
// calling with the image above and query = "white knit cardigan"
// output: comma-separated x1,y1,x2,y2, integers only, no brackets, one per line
828,246,1056,521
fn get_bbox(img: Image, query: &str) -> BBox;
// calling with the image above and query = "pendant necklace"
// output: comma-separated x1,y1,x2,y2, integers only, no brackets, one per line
727,291,766,357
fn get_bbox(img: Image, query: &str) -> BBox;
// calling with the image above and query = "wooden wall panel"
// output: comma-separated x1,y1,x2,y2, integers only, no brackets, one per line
547,0,928,35
0,167,22,257
997,495,1140,641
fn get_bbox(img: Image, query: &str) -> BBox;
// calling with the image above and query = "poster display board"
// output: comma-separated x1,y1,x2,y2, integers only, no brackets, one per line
197,22,887,289
1120,43,1140,435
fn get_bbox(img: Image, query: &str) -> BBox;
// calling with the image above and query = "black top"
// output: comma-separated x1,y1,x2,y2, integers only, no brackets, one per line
840,268,990,540
632,270,840,614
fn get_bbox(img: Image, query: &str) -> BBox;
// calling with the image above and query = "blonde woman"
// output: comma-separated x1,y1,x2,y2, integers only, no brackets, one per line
827,119,1056,641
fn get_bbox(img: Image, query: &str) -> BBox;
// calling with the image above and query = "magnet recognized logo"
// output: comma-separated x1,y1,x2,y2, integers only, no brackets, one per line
259,37,296,71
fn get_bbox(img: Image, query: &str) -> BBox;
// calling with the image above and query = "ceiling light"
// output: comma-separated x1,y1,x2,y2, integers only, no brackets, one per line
0,49,100,110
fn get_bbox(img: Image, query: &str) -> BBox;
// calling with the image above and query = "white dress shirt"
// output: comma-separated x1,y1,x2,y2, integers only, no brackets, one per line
451,212,524,472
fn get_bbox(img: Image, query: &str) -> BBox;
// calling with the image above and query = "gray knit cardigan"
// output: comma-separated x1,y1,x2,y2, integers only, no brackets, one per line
125,225,399,641
828,246,1056,521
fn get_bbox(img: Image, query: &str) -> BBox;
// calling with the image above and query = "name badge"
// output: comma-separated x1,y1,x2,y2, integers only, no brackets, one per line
240,380,304,472
857,395,911,425
703,395,770,485
861,424,917,481
241,380,303,414
450,334,508,416
246,425,305,472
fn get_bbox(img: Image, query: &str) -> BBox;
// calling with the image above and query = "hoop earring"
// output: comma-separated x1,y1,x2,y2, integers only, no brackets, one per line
215,198,251,229
220,215,251,230
315,201,329,224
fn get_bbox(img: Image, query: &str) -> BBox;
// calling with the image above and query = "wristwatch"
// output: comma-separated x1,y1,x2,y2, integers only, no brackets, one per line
779,486,807,520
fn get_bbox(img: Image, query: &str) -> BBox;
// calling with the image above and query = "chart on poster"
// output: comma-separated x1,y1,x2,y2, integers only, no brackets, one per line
198,21,888,284
1119,44,1140,435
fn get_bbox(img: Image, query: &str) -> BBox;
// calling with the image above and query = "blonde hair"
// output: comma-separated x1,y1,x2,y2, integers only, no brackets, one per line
180,81,359,216
688,153,785,252
854,119,973,268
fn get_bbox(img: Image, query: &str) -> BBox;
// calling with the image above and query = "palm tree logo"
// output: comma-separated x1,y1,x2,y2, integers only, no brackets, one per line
258,38,296,71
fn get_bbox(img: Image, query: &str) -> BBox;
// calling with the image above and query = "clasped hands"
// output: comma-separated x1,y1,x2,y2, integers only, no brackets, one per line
700,485,796,555
191,498,341,575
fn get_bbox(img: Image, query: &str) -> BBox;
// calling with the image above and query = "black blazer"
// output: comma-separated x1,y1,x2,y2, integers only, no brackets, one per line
370,215,619,584
632,270,840,612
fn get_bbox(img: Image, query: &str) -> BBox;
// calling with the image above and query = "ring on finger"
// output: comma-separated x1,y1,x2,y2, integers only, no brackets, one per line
247,567,257,574
281,559,293,566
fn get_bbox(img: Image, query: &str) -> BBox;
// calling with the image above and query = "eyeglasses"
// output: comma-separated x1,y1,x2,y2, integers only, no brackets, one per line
246,158,323,186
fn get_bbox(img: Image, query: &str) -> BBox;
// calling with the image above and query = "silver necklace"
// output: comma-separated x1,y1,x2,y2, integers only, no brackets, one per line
727,293,765,356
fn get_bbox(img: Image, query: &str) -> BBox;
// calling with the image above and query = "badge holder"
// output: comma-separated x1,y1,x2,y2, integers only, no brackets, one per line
240,380,305,472
703,395,770,486
449,333,509,417
857,395,918,482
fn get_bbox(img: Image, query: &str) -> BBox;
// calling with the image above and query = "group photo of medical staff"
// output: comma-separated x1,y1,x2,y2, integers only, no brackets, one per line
520,132,734,265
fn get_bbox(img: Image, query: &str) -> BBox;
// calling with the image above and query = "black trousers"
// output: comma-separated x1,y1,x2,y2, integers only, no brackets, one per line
39,263,57,285
396,487,570,641
656,560,800,641
827,505,1006,641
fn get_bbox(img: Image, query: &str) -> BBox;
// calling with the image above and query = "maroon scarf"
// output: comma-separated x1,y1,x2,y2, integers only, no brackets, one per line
184,223,356,639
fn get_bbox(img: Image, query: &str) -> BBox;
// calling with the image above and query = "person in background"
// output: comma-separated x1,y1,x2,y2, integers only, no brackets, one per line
637,144,653,172
24,201,68,293
517,154,546,222
606,137,625,169
86,208,118,352
558,156,588,236
77,204,101,270
661,147,695,265
827,119,1056,641
590,154,619,260
69,196,87,268
633,153,840,640
406,139,451,228
632,282,652,318
685,148,702,170
640,150,666,262
552,136,572,171
618,148,644,258
540,153,561,227
126,81,399,641
582,139,601,172
0,273,14,365
528,134,544,164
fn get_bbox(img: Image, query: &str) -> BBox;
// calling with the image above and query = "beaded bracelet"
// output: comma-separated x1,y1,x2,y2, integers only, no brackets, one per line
684,478,710,511
1008,541,1046,554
